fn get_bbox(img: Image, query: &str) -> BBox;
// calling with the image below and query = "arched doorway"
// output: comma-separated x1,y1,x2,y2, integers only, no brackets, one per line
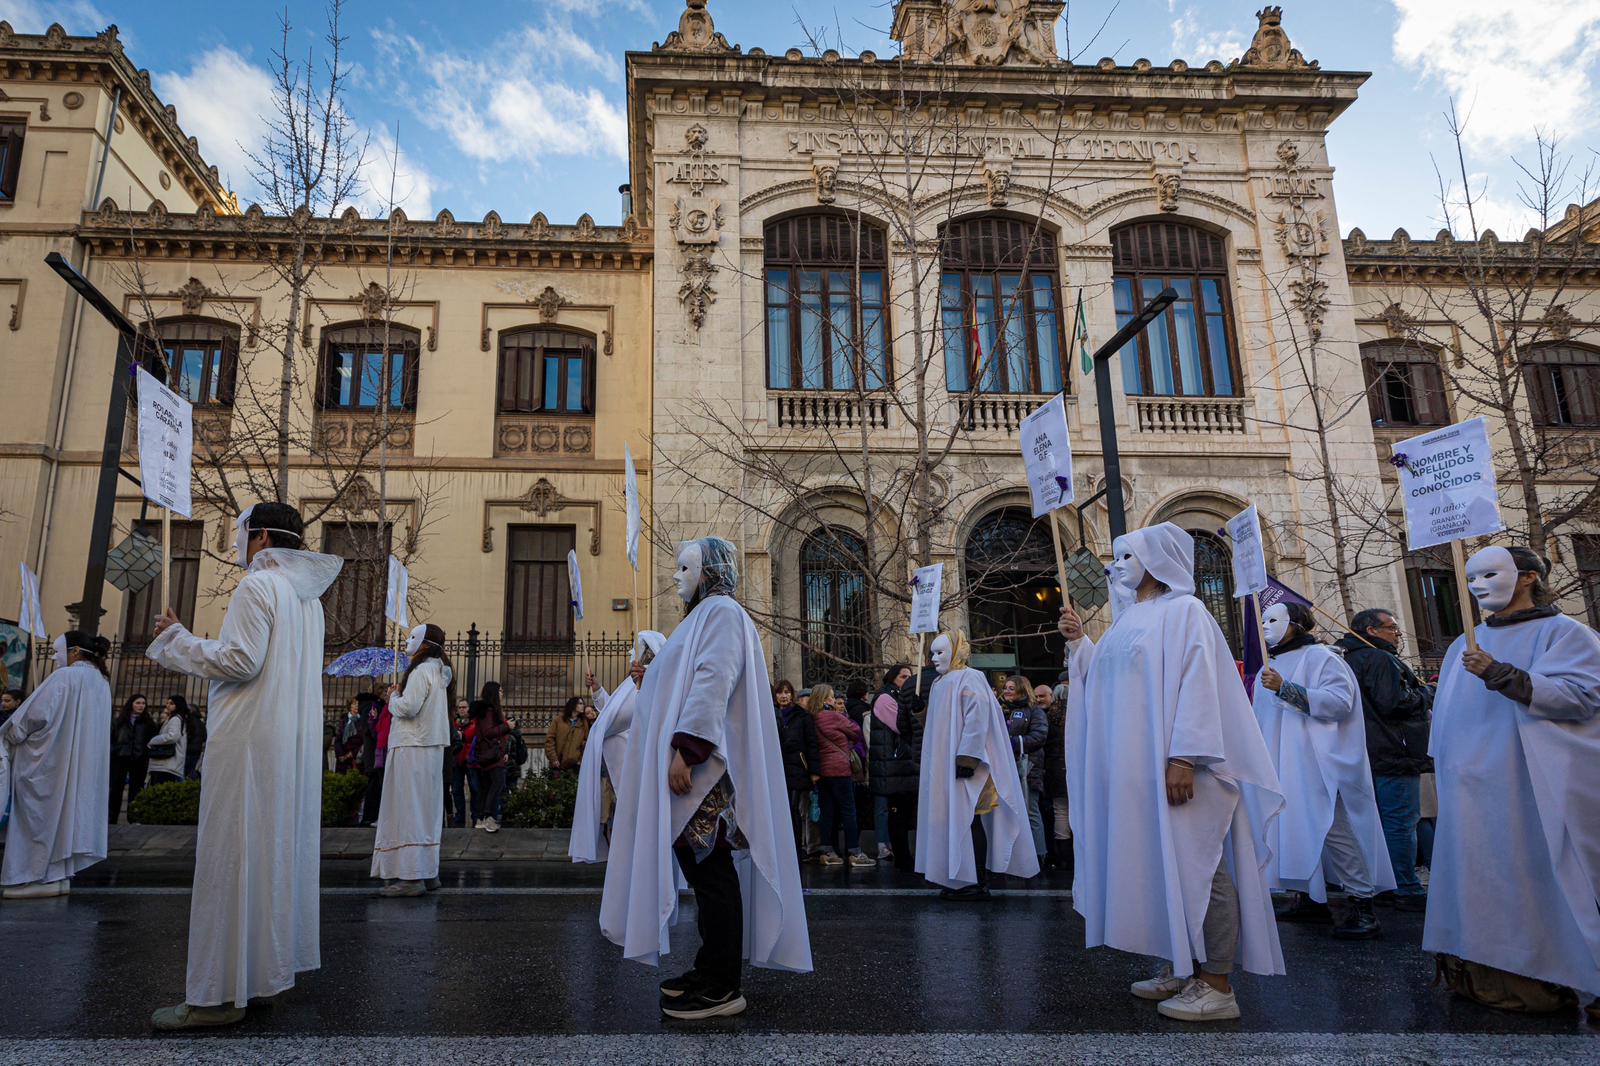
964,507,1062,683
798,527,873,687
1190,529,1241,657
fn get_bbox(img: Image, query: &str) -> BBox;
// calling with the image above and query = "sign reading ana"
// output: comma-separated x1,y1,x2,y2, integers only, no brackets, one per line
1019,394,1075,518
135,366,193,517
909,563,944,635
1393,417,1504,550
1225,505,1268,598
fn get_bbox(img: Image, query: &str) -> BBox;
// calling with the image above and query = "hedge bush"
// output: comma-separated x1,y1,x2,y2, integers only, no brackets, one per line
126,772,372,827
501,771,579,829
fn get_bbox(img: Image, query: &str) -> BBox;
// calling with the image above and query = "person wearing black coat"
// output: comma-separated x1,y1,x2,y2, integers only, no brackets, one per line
1336,609,1435,909
109,693,157,823
867,666,921,871
1042,682,1071,874
773,679,819,858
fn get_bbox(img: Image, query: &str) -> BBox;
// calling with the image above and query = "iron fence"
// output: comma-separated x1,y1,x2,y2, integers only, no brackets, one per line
32,625,638,738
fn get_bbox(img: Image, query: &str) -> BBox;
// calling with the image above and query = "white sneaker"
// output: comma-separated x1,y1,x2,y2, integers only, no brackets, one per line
2,880,68,900
1156,978,1241,1022
877,844,893,861
819,851,844,866
483,817,500,834
473,819,486,830
1130,968,1188,1001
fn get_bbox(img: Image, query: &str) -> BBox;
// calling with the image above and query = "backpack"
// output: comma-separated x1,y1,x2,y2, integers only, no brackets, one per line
508,730,529,767
1434,954,1579,1014
468,729,505,769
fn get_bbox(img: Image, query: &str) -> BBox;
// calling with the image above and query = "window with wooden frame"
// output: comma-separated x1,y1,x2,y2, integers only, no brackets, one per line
122,520,202,645
154,317,239,407
318,323,420,412
939,215,1065,394
1360,340,1449,427
1111,221,1240,397
1576,534,1600,630
0,119,23,202
764,213,889,391
497,327,596,415
1523,343,1600,428
321,522,391,650
505,525,576,647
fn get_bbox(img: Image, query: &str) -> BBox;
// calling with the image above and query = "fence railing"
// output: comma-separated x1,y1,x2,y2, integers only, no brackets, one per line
33,625,638,737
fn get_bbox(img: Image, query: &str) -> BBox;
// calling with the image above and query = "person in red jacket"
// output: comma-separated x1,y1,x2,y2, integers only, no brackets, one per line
812,684,874,868
465,699,511,832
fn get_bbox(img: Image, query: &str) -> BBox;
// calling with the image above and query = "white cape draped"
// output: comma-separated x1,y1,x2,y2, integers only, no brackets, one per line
1249,643,1394,901
570,679,638,863
1424,612,1600,996
147,547,343,1007
0,662,111,886
1069,591,1285,978
599,595,811,973
915,666,1039,888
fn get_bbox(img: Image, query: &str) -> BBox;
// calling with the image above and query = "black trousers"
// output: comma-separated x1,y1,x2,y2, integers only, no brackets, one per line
886,792,917,872
362,767,385,825
109,755,148,823
971,816,989,887
673,845,743,995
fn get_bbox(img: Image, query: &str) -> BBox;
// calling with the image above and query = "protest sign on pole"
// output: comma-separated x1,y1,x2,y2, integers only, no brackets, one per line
135,366,193,617
568,548,587,683
18,562,45,640
1391,417,1503,651
1019,393,1077,612
624,443,642,639
1224,505,1271,661
908,563,944,694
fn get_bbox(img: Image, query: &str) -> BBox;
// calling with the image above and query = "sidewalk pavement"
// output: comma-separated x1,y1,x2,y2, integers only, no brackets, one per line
106,824,572,861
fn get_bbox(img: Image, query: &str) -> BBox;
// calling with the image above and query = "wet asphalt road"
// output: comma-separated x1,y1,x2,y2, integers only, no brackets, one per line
0,856,1594,1063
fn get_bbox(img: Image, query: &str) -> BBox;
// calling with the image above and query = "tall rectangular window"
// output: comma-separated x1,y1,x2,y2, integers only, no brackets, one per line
1524,345,1600,428
1361,341,1448,426
939,215,1064,395
319,324,420,412
322,522,391,650
157,319,239,406
505,526,576,646
497,328,596,414
1112,221,1239,397
0,119,24,201
764,214,890,391
123,521,203,645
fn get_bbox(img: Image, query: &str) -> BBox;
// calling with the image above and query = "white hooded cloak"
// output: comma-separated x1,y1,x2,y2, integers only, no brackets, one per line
1068,523,1285,977
1424,611,1600,996
599,593,811,974
1249,643,1395,901
372,656,452,882
1,661,111,886
571,631,666,864
915,665,1039,888
146,546,343,1007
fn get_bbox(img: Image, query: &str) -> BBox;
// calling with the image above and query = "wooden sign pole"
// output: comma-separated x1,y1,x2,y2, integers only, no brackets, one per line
1450,540,1479,653
1047,511,1074,614
160,507,172,619
1251,591,1271,662
914,632,928,697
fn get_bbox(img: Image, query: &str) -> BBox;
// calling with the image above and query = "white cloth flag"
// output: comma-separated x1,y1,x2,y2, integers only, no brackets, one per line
1392,417,1503,550
18,561,45,639
909,563,944,635
134,365,194,517
1225,505,1268,598
1019,393,1075,518
385,555,410,628
625,444,642,572
568,549,585,621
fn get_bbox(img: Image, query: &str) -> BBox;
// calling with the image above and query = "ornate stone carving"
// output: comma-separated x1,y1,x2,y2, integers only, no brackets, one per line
894,0,1059,67
143,200,169,227
1542,304,1579,342
1152,169,1181,212
669,196,724,248
339,475,380,514
1380,302,1417,339
655,0,738,55
574,213,598,241
431,209,461,238
481,210,503,240
812,152,840,205
0,22,15,48
194,202,218,230
339,206,362,233
982,153,1013,207
534,285,567,323
176,277,208,315
358,281,388,320
1272,134,1331,343
1237,6,1317,71
679,250,719,330
528,212,550,240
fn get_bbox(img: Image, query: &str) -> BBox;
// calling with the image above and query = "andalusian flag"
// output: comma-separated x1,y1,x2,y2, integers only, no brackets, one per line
1073,288,1093,376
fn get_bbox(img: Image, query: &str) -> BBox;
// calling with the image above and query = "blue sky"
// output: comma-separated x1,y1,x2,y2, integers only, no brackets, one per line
4,0,1598,236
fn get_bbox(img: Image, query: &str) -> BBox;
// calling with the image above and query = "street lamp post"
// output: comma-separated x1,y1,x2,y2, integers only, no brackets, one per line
45,250,148,641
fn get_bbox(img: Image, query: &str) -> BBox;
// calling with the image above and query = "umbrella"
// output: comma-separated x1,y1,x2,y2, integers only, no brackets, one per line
325,647,409,678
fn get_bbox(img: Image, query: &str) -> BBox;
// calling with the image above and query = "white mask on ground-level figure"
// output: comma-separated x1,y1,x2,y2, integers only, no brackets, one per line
404,624,429,657
1466,546,1520,613
1262,603,1293,647
233,505,256,568
931,634,953,675
52,633,68,669
674,542,704,604
1107,536,1147,593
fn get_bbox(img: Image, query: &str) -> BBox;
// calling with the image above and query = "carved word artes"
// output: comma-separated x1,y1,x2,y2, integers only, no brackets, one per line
679,251,718,330
655,0,737,55
1238,6,1318,71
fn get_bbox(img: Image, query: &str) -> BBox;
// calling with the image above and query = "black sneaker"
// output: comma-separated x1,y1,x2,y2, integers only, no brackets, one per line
658,972,702,999
1275,893,1334,924
942,884,993,902
1332,895,1382,940
660,987,747,1021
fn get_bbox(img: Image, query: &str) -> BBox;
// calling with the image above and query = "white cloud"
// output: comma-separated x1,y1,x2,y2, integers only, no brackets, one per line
355,130,436,218
547,0,652,16
0,0,108,33
1391,0,1600,154
1436,171,1544,239
1167,1,1246,65
154,47,275,195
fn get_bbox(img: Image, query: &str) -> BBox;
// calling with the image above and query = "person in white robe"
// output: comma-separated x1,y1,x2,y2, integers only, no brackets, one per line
373,623,453,896
572,630,666,864
145,502,343,1030
915,629,1038,900
600,536,810,1021
1425,545,1600,1003
1251,601,1395,939
1061,522,1284,1023
1,631,112,898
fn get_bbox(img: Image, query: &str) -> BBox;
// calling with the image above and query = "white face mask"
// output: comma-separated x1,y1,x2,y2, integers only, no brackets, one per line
1108,537,1146,593
674,542,704,604
233,505,256,567
404,625,429,657
52,634,69,669
1466,546,1521,613
931,634,953,676
1262,603,1293,647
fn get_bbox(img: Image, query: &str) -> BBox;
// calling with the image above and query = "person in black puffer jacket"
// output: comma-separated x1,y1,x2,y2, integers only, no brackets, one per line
773,679,819,859
867,665,922,870
1043,678,1071,873
1335,609,1435,909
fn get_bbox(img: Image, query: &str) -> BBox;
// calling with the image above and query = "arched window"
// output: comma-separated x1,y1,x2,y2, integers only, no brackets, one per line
1112,221,1239,397
1190,529,1240,656
1523,343,1600,428
764,214,889,391
498,327,596,415
799,528,873,686
154,317,238,406
1361,340,1448,426
963,507,1062,679
940,216,1064,394
318,323,420,411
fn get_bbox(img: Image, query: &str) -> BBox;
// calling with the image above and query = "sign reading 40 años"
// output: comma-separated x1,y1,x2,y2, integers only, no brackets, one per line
1391,417,1504,551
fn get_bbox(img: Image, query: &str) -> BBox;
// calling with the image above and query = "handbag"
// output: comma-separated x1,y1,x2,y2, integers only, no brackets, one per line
146,741,178,761
824,728,867,787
